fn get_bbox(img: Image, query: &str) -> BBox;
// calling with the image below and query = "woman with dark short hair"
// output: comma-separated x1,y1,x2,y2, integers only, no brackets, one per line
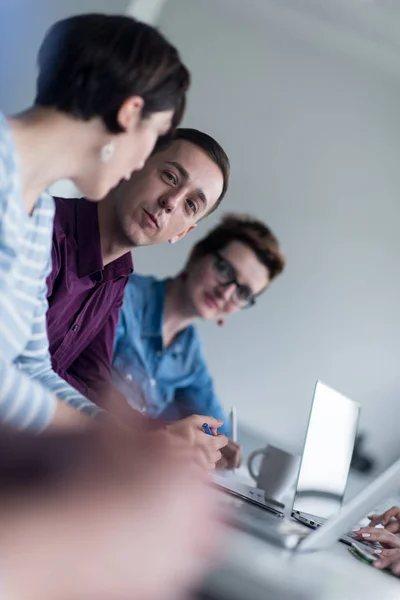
0,13,190,431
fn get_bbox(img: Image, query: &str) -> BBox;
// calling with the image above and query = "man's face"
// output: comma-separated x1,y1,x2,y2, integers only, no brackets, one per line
114,140,224,246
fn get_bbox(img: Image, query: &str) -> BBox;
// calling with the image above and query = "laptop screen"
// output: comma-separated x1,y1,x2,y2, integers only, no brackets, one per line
292,381,360,520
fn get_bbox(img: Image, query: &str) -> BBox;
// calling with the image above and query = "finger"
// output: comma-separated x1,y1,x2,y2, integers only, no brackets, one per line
366,513,400,533
375,554,400,574
382,506,400,525
219,441,242,468
216,456,229,470
214,450,222,464
213,434,229,450
200,416,224,432
353,528,400,548
374,557,392,570
392,561,400,576
234,447,242,469
380,548,400,556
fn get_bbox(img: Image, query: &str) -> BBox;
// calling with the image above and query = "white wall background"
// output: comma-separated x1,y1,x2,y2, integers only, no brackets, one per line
0,0,129,114
131,0,400,469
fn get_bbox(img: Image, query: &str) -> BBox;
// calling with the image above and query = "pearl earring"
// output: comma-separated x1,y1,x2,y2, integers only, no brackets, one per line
100,142,115,163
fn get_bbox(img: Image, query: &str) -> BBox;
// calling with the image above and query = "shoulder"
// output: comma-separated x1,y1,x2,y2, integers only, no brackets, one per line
35,192,55,219
182,323,204,358
0,113,20,209
188,322,203,345
52,196,79,237
0,113,16,169
121,273,163,319
127,272,158,289
125,273,161,301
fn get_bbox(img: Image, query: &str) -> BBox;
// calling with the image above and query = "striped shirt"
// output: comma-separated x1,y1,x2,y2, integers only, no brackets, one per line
0,112,98,431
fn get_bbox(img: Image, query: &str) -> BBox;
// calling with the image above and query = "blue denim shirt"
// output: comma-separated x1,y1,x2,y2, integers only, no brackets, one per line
112,274,230,436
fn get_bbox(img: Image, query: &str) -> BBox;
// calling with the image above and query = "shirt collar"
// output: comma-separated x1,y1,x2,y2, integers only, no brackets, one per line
76,199,133,281
141,278,168,339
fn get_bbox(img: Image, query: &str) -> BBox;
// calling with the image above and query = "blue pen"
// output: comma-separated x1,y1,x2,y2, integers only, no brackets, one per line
202,423,213,436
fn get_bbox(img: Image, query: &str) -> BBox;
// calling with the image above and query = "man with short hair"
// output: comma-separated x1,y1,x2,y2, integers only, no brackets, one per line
39,128,230,464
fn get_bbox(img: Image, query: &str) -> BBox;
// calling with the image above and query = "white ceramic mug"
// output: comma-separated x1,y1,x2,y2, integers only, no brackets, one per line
247,444,300,502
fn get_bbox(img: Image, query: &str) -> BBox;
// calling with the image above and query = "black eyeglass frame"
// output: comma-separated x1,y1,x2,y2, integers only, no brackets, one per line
211,251,256,309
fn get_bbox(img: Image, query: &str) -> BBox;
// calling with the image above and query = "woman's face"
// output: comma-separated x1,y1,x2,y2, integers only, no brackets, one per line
185,240,270,320
75,106,174,201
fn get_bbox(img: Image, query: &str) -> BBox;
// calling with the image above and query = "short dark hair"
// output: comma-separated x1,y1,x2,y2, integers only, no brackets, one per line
35,13,190,133
153,128,230,211
188,213,286,284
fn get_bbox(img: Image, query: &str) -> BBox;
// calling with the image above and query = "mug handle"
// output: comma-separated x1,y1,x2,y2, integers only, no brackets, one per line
247,449,265,481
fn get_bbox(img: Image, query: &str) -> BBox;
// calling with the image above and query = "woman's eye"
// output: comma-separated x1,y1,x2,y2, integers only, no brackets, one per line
216,260,230,276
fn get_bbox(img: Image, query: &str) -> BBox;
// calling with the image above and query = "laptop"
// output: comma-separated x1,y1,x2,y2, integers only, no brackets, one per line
215,381,360,526
228,450,400,552
291,380,360,528
215,380,374,550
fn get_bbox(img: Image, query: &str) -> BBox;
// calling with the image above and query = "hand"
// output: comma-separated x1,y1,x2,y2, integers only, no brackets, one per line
352,526,400,549
374,548,400,575
368,506,400,534
167,415,228,470
217,439,242,470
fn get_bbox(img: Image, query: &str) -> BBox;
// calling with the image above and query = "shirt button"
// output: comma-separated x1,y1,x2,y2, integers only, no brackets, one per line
150,378,156,387
126,374,133,382
71,324,79,332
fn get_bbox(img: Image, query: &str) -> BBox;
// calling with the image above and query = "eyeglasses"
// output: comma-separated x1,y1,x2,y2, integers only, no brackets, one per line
211,251,256,308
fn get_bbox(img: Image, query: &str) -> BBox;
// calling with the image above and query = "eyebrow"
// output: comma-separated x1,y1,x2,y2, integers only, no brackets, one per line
165,161,208,211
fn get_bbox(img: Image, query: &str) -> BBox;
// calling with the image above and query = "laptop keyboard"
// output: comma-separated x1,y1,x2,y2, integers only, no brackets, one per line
291,511,380,547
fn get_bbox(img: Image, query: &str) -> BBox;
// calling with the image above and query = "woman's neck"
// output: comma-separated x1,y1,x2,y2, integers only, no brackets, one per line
8,107,99,215
162,277,197,348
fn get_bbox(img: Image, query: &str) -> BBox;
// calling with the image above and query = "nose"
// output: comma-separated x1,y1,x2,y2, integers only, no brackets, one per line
215,282,236,303
158,189,185,214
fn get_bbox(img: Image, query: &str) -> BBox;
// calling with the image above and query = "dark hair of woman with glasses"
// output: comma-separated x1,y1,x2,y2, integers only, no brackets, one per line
112,214,286,468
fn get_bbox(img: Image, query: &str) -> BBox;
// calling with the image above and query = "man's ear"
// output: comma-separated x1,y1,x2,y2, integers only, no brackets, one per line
168,224,196,245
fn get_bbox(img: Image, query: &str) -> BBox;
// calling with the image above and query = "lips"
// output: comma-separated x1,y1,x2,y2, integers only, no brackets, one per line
203,292,219,310
143,209,159,229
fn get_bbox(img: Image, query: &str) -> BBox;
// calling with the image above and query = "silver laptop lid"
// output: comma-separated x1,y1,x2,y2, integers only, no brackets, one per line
292,381,360,520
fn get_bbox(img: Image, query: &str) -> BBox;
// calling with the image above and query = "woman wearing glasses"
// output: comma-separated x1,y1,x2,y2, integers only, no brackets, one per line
112,214,285,467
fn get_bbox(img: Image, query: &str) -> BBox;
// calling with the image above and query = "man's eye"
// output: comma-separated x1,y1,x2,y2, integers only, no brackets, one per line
162,171,177,185
186,199,197,214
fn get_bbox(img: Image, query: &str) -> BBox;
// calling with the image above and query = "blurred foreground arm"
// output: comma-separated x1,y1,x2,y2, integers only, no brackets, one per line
0,426,225,600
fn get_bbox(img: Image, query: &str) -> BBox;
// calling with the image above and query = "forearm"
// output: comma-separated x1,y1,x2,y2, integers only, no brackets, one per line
0,357,57,432
17,357,100,416
93,381,164,432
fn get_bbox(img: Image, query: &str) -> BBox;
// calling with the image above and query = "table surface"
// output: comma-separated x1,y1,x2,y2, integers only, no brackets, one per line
200,523,400,600
197,472,400,600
